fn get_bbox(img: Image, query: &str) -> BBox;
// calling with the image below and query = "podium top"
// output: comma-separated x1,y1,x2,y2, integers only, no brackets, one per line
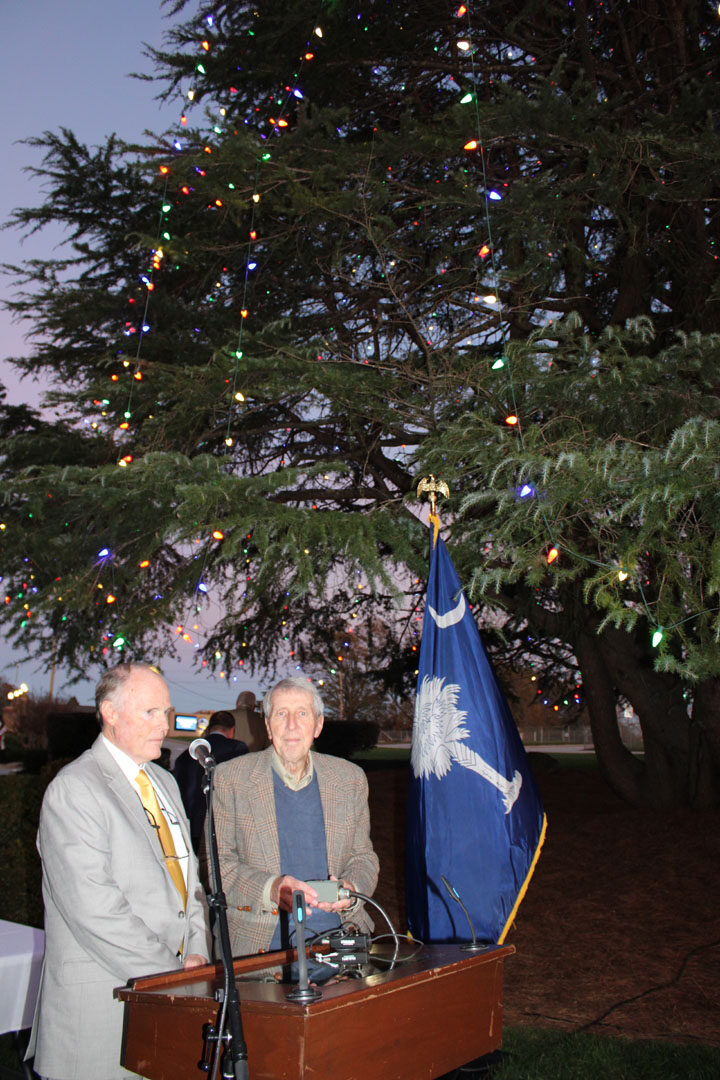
117,941,514,1010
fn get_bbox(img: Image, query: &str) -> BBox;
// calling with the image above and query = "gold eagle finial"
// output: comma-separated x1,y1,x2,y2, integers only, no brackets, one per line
416,475,450,516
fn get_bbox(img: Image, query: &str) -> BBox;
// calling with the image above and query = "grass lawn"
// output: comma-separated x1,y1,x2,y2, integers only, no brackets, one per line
490,1027,720,1080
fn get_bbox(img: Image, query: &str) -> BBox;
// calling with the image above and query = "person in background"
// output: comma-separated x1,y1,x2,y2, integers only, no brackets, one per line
173,710,248,850
211,677,379,959
233,689,269,752
28,663,210,1080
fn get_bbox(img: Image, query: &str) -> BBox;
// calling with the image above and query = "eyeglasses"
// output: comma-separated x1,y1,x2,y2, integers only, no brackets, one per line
142,806,185,863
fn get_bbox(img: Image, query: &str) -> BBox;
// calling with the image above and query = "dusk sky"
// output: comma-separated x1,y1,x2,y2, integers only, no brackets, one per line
1,1,265,710
1,0,180,401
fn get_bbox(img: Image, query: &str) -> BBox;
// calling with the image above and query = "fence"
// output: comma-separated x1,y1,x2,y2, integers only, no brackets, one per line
520,722,644,752
378,723,644,753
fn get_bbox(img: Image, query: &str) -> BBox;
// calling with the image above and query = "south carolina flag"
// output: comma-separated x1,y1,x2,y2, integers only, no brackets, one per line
406,524,547,944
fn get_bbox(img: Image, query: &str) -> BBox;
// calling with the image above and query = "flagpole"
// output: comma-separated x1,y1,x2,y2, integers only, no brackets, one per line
408,473,547,947
497,812,548,944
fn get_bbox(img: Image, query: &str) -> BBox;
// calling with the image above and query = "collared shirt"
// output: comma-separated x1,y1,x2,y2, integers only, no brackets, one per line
270,746,314,791
101,733,189,887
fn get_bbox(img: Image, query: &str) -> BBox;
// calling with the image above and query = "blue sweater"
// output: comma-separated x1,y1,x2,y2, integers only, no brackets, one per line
268,770,341,949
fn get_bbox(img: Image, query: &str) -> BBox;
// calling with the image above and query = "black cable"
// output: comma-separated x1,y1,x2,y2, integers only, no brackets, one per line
576,935,720,1034
344,890,402,970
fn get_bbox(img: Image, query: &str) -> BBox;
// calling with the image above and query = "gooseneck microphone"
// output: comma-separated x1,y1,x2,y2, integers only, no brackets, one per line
441,875,491,953
285,890,322,1002
189,737,216,771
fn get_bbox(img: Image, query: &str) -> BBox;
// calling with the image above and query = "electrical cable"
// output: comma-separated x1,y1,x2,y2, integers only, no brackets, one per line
343,890,401,970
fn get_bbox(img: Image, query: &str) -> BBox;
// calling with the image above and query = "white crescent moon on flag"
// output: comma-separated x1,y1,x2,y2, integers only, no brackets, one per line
428,595,466,628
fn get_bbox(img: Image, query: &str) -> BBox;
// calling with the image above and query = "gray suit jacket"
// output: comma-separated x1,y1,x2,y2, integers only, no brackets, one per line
29,736,210,1079
212,747,379,957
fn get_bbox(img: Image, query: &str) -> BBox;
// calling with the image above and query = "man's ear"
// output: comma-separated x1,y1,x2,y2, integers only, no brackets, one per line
99,699,117,733
313,714,324,740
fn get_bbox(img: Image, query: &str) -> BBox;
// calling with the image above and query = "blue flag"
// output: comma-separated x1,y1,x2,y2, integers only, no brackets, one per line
406,526,546,944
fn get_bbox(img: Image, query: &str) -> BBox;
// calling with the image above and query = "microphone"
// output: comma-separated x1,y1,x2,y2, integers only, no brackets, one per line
440,875,490,953
189,737,216,771
285,890,321,1002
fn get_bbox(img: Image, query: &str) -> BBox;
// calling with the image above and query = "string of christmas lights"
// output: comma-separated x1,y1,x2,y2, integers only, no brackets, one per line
450,2,715,653
4,2,714,698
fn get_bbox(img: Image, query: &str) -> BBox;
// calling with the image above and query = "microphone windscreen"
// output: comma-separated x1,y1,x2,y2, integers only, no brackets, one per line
189,737,212,762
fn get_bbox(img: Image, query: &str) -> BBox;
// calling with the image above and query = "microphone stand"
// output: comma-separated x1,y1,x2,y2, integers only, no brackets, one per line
202,761,250,1080
440,875,490,953
285,891,321,1003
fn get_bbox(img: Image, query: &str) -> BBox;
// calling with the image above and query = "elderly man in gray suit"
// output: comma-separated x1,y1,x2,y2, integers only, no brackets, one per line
29,663,210,1079
212,677,379,959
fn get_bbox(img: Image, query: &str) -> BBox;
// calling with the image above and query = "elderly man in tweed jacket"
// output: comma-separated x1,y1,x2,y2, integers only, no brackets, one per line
212,677,379,957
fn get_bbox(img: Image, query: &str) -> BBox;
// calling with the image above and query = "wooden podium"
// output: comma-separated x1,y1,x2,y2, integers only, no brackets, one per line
116,943,514,1080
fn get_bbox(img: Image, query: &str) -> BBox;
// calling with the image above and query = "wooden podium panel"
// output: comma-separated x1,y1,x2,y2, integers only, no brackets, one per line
116,943,514,1080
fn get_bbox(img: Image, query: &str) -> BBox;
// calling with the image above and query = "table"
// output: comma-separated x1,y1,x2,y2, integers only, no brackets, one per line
0,919,45,1034
117,942,514,1080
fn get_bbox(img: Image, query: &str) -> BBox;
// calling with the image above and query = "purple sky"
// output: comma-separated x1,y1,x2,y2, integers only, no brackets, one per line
1,0,180,403
0,1,266,708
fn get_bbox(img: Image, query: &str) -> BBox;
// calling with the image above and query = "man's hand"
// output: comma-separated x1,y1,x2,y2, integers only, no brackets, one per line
271,874,357,913
320,875,355,913
270,874,318,912
183,953,208,969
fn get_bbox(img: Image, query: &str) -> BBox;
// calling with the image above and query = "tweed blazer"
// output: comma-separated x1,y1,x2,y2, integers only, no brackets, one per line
212,747,379,957
29,737,210,1080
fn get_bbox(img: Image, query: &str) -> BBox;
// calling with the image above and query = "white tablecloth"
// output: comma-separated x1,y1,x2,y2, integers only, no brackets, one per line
0,919,45,1033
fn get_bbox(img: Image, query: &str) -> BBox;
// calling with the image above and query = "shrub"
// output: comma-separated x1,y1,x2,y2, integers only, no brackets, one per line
315,720,380,759
0,773,47,927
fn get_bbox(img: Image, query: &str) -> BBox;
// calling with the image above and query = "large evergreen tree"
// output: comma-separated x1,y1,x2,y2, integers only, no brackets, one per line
2,0,720,805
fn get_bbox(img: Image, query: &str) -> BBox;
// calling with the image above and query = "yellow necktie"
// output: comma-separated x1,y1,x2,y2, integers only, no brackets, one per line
136,769,187,907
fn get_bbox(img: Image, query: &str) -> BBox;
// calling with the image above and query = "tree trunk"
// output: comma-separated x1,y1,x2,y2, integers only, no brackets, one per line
577,625,720,808
602,627,719,808
687,678,720,808
574,629,645,805
510,590,720,807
